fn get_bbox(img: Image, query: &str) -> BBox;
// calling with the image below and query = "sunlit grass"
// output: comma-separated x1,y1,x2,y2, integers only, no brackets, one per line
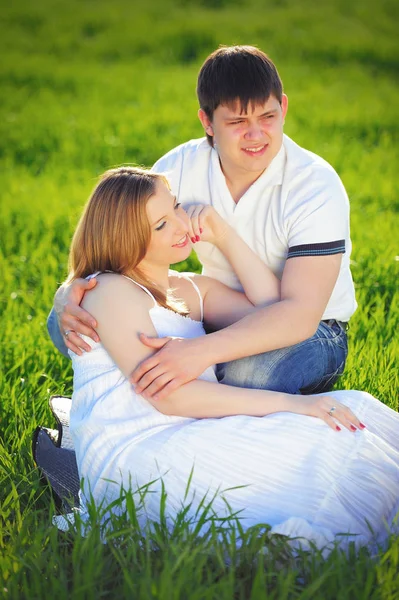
1,0,398,596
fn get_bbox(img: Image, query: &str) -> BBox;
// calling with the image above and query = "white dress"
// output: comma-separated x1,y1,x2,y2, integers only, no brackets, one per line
67,272,399,553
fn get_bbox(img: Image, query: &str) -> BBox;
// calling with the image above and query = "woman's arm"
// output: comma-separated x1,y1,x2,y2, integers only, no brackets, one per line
187,205,280,306
186,205,280,330
85,274,361,431
82,274,289,416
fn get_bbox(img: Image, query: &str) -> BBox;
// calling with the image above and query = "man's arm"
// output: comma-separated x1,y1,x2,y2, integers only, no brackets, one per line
132,156,351,399
131,253,342,399
199,253,342,359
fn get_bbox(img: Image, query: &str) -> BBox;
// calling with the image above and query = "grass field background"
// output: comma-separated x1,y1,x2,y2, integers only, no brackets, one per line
1,0,398,597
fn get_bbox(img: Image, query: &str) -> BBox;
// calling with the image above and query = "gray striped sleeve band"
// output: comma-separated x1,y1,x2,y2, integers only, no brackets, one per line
287,240,345,259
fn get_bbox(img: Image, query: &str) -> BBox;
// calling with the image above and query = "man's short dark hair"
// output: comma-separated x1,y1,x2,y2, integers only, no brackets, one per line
197,45,283,145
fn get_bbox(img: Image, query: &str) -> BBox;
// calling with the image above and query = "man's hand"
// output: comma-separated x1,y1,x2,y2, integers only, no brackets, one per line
130,334,210,400
54,277,99,355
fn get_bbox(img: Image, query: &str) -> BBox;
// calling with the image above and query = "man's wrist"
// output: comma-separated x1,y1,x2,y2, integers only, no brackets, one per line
191,332,221,369
194,329,228,368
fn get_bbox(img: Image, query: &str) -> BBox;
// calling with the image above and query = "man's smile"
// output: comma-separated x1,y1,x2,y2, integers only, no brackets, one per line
241,144,268,157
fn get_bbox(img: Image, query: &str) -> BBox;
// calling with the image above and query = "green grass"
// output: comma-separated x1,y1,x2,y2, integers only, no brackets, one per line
1,0,398,596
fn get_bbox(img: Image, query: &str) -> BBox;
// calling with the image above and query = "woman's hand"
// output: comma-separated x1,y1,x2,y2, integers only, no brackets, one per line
185,204,230,246
292,395,366,432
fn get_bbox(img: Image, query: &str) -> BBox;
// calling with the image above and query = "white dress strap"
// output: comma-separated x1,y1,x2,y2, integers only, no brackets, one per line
170,270,204,322
86,271,157,307
119,274,158,307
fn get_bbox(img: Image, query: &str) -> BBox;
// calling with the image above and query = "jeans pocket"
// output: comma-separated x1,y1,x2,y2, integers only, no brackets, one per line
324,321,349,353
300,360,346,395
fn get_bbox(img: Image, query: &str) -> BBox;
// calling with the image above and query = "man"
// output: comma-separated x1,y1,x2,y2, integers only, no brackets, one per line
48,45,357,400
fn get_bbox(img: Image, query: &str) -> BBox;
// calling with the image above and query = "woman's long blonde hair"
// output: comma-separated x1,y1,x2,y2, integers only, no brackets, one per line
67,166,187,314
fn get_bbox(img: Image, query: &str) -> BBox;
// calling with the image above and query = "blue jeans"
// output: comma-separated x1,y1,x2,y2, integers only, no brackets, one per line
216,320,348,394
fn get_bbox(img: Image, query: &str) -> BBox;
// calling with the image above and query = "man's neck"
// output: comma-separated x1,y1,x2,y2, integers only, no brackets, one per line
222,167,265,204
225,175,263,204
220,141,284,204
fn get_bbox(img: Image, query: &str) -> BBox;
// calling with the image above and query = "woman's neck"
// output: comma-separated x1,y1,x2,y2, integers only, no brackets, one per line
138,262,171,293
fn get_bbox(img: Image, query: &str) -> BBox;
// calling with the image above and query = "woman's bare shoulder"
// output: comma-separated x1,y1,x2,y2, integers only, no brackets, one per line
183,273,217,296
79,273,158,378
169,271,212,292
168,271,211,319
81,272,153,313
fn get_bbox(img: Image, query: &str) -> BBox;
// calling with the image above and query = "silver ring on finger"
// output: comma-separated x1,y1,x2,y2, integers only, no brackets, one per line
328,406,337,417
64,330,74,338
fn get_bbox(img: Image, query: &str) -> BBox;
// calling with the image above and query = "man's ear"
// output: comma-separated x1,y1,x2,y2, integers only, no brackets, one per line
198,109,214,136
281,94,288,122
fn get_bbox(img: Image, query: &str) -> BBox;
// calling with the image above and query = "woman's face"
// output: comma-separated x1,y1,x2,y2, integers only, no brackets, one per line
141,179,192,268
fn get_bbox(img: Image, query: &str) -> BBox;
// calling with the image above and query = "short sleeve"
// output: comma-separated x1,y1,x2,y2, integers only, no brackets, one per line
284,167,349,259
151,145,184,197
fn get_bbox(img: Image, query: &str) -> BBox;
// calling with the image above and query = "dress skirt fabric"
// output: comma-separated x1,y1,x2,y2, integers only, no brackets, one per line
60,291,399,553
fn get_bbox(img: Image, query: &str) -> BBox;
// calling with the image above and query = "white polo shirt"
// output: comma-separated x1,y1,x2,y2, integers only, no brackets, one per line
152,134,357,322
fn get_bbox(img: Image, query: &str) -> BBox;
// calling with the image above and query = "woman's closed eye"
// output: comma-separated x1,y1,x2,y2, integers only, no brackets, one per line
155,203,182,231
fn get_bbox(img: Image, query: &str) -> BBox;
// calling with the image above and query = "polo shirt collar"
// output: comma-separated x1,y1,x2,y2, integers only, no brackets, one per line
211,140,286,197
261,142,286,187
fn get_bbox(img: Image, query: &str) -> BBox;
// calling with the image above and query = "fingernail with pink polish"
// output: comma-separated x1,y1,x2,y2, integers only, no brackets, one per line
196,235,200,242
359,423,366,429
200,228,203,234
350,425,357,431
191,237,196,243
336,426,341,431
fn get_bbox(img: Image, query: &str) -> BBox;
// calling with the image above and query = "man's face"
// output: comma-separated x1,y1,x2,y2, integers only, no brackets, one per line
199,94,288,183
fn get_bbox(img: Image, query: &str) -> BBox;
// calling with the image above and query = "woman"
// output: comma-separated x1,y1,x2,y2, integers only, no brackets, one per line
64,166,399,552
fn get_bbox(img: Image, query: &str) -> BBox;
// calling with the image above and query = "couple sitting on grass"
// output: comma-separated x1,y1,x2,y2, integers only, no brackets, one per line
47,46,399,553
